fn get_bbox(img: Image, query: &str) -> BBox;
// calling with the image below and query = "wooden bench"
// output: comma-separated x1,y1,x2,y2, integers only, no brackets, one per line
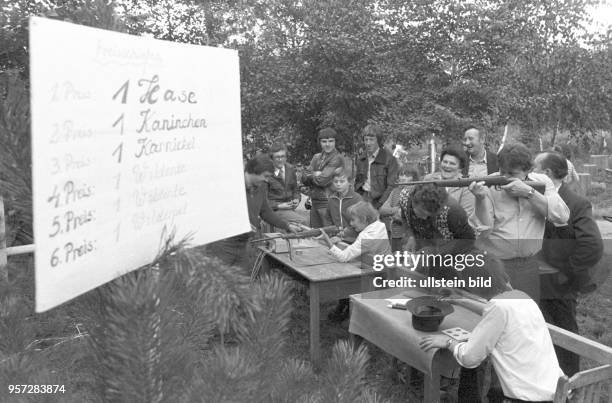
548,324,612,402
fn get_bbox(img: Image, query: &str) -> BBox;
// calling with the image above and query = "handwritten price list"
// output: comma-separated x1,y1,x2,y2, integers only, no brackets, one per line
30,17,249,312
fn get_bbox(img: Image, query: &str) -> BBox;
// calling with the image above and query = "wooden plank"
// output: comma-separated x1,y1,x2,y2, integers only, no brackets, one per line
0,196,7,282
553,376,570,403
547,324,612,365
6,244,35,256
591,382,602,403
569,365,612,389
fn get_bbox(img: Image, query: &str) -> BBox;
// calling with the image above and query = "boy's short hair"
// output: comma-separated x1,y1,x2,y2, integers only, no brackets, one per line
398,165,420,180
348,201,379,225
317,127,338,142
333,167,353,181
498,143,533,172
245,154,274,174
362,124,385,147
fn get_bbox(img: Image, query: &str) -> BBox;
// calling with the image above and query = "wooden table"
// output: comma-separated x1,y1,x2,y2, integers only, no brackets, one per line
259,244,382,368
349,287,482,403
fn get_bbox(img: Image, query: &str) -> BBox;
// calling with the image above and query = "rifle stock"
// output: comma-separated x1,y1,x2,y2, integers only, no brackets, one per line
394,176,546,194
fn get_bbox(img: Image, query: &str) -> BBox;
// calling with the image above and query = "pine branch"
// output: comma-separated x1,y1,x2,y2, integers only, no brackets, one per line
172,249,260,338
269,358,317,403
317,340,370,403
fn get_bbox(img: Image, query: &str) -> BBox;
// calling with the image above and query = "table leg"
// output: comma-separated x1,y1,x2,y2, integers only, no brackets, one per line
424,357,441,403
309,282,321,370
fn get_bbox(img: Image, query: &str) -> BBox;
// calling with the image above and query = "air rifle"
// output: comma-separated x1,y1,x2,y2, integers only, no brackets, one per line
394,175,546,194
250,225,340,243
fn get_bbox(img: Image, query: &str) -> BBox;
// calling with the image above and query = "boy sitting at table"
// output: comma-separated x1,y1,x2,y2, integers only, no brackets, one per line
320,201,391,321
320,201,390,262
419,258,564,403
326,168,363,243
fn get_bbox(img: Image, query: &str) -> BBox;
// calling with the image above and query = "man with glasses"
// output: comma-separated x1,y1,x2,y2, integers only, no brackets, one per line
267,142,307,225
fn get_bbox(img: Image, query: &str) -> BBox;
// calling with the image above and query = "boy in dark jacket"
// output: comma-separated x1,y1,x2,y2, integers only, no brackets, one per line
326,169,362,243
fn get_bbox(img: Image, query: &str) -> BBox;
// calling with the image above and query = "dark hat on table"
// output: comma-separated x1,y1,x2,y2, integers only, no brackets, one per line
406,296,454,332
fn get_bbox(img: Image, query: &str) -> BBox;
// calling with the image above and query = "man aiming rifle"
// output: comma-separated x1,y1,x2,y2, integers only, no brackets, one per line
394,175,546,195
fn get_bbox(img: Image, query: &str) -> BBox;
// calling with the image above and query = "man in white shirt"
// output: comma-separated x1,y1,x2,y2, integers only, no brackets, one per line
469,143,569,302
420,258,564,402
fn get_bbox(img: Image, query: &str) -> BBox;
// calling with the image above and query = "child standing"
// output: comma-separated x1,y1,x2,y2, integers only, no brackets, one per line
326,169,362,243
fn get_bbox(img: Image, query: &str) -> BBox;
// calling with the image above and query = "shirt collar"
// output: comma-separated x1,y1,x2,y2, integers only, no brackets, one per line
469,149,487,164
368,148,380,161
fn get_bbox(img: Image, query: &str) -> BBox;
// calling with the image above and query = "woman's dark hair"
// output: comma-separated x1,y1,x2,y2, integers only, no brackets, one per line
498,143,533,172
245,154,274,174
440,145,469,170
411,184,448,214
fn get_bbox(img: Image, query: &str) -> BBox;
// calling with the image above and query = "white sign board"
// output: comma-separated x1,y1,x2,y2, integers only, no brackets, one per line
29,17,249,312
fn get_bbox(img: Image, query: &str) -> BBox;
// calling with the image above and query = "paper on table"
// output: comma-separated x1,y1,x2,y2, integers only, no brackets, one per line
385,298,412,308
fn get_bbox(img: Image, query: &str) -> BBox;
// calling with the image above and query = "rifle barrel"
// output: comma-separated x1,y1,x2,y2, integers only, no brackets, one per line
393,176,546,194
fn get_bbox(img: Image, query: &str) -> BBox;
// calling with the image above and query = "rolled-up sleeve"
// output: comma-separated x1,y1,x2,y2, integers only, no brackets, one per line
453,304,506,368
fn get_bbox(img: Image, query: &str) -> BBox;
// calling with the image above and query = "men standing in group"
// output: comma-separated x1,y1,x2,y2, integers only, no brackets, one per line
267,142,307,225
302,128,345,228
469,143,569,302
462,126,499,177
355,124,399,209
535,151,603,376
207,155,301,270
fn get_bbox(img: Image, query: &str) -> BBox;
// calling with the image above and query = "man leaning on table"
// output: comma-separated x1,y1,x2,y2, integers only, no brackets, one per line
207,155,301,271
420,259,564,403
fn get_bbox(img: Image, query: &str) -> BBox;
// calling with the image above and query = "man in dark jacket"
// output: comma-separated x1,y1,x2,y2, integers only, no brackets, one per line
267,142,306,225
302,128,345,228
462,126,498,177
207,155,300,270
535,151,603,376
355,124,398,209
